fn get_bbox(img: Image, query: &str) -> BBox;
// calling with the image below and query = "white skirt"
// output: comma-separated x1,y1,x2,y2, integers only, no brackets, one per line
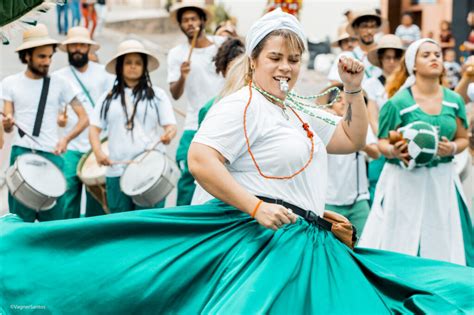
359,162,469,266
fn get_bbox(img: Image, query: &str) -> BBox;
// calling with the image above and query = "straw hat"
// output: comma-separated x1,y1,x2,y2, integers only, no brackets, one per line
331,24,354,48
169,0,211,23
105,40,159,74
15,24,59,52
367,34,404,68
59,27,100,52
346,9,382,36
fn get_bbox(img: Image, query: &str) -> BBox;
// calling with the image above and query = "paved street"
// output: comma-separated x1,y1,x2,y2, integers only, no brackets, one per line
0,9,329,213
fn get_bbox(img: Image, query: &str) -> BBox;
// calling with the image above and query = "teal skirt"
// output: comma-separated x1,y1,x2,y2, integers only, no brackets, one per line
0,200,472,314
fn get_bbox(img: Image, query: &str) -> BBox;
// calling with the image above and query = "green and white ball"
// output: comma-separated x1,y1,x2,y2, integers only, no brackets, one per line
399,121,439,169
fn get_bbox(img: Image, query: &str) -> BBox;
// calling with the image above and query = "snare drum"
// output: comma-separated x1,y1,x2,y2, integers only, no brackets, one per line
6,153,66,211
77,141,109,212
120,150,179,207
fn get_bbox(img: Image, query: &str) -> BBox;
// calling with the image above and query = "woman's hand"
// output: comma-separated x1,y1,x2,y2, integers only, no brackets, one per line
391,140,410,165
338,56,364,91
94,150,112,166
254,202,298,231
437,136,456,157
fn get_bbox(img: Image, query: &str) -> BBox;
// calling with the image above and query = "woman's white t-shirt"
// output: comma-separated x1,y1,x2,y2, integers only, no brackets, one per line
192,87,340,215
90,86,176,177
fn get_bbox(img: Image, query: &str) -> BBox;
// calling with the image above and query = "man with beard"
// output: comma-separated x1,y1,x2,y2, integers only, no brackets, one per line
167,1,225,206
328,9,382,85
54,26,114,218
1,24,88,222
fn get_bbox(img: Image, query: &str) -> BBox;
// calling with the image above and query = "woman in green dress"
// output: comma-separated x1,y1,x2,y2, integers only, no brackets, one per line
0,12,473,315
359,38,473,267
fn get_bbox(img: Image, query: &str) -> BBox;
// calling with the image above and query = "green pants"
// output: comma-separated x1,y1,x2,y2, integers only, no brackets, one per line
176,130,197,206
8,146,64,222
106,176,165,213
62,150,106,219
368,156,386,206
325,199,371,237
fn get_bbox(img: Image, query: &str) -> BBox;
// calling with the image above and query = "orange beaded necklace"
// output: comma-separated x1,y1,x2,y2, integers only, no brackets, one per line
243,81,315,180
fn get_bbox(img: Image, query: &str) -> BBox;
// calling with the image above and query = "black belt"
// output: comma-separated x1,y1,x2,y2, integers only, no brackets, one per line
257,196,333,231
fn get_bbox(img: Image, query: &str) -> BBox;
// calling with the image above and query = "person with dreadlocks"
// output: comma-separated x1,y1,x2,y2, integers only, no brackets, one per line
167,0,226,206
89,39,177,213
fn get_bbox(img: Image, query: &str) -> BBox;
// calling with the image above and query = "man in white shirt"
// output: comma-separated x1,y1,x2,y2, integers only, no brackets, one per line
328,9,382,85
395,13,421,48
167,1,225,205
55,26,114,218
1,24,88,222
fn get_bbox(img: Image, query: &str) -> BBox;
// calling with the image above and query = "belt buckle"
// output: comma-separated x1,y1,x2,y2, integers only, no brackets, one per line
306,211,318,223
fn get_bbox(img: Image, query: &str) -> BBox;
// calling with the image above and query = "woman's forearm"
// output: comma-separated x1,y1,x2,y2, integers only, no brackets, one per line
188,143,260,215
340,91,368,150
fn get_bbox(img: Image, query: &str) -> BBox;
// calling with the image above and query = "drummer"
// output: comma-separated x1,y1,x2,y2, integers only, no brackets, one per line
1,24,88,222
55,27,114,218
89,39,177,213
167,0,226,206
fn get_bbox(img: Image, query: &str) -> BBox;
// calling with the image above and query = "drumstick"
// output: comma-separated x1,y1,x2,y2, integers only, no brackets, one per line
137,139,163,164
173,107,186,118
187,26,200,62
0,111,41,146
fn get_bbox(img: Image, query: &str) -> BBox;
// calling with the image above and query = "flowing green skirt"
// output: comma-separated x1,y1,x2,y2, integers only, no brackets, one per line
0,200,472,314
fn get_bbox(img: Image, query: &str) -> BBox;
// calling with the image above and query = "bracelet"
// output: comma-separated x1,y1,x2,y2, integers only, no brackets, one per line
251,200,263,218
343,87,362,95
451,142,458,156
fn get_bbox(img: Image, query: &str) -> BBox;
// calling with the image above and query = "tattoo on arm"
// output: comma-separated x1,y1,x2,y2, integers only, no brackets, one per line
344,102,352,126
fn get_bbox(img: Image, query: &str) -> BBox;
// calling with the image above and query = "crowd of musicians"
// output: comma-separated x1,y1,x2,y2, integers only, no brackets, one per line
0,2,473,268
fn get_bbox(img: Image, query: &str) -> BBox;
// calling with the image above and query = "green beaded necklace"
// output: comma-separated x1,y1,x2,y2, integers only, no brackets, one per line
251,84,339,126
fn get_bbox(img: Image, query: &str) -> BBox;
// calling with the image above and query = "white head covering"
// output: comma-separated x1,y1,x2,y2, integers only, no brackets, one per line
245,8,306,56
400,38,440,90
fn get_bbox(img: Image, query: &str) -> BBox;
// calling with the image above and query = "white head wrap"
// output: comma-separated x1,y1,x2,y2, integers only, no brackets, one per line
400,38,440,90
245,8,306,56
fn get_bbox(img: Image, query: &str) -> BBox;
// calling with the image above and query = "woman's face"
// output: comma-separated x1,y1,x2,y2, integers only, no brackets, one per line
252,35,302,100
381,49,402,75
414,42,443,78
123,53,144,82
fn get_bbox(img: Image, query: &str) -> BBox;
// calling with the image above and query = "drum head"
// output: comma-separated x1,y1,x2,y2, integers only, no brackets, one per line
78,141,108,182
120,151,166,196
17,154,66,197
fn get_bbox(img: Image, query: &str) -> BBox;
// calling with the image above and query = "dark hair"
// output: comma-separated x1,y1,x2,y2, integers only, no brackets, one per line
18,45,57,64
251,29,305,60
177,7,206,24
352,15,381,28
377,48,404,62
100,53,161,130
214,38,245,75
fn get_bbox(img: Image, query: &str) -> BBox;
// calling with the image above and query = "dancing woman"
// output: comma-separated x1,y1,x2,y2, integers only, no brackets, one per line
0,11,472,314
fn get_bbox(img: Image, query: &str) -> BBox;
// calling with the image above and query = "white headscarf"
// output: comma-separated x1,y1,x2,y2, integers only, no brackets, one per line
400,38,440,90
245,8,306,56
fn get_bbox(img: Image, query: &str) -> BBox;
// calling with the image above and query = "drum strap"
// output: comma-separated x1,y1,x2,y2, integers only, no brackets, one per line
32,76,51,137
70,66,95,107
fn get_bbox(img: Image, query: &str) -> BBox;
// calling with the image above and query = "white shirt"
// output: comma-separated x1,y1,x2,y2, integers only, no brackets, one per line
167,35,226,131
395,24,421,48
327,46,382,84
1,72,78,152
363,75,387,110
192,87,340,215
325,127,377,206
90,86,176,177
54,62,115,152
